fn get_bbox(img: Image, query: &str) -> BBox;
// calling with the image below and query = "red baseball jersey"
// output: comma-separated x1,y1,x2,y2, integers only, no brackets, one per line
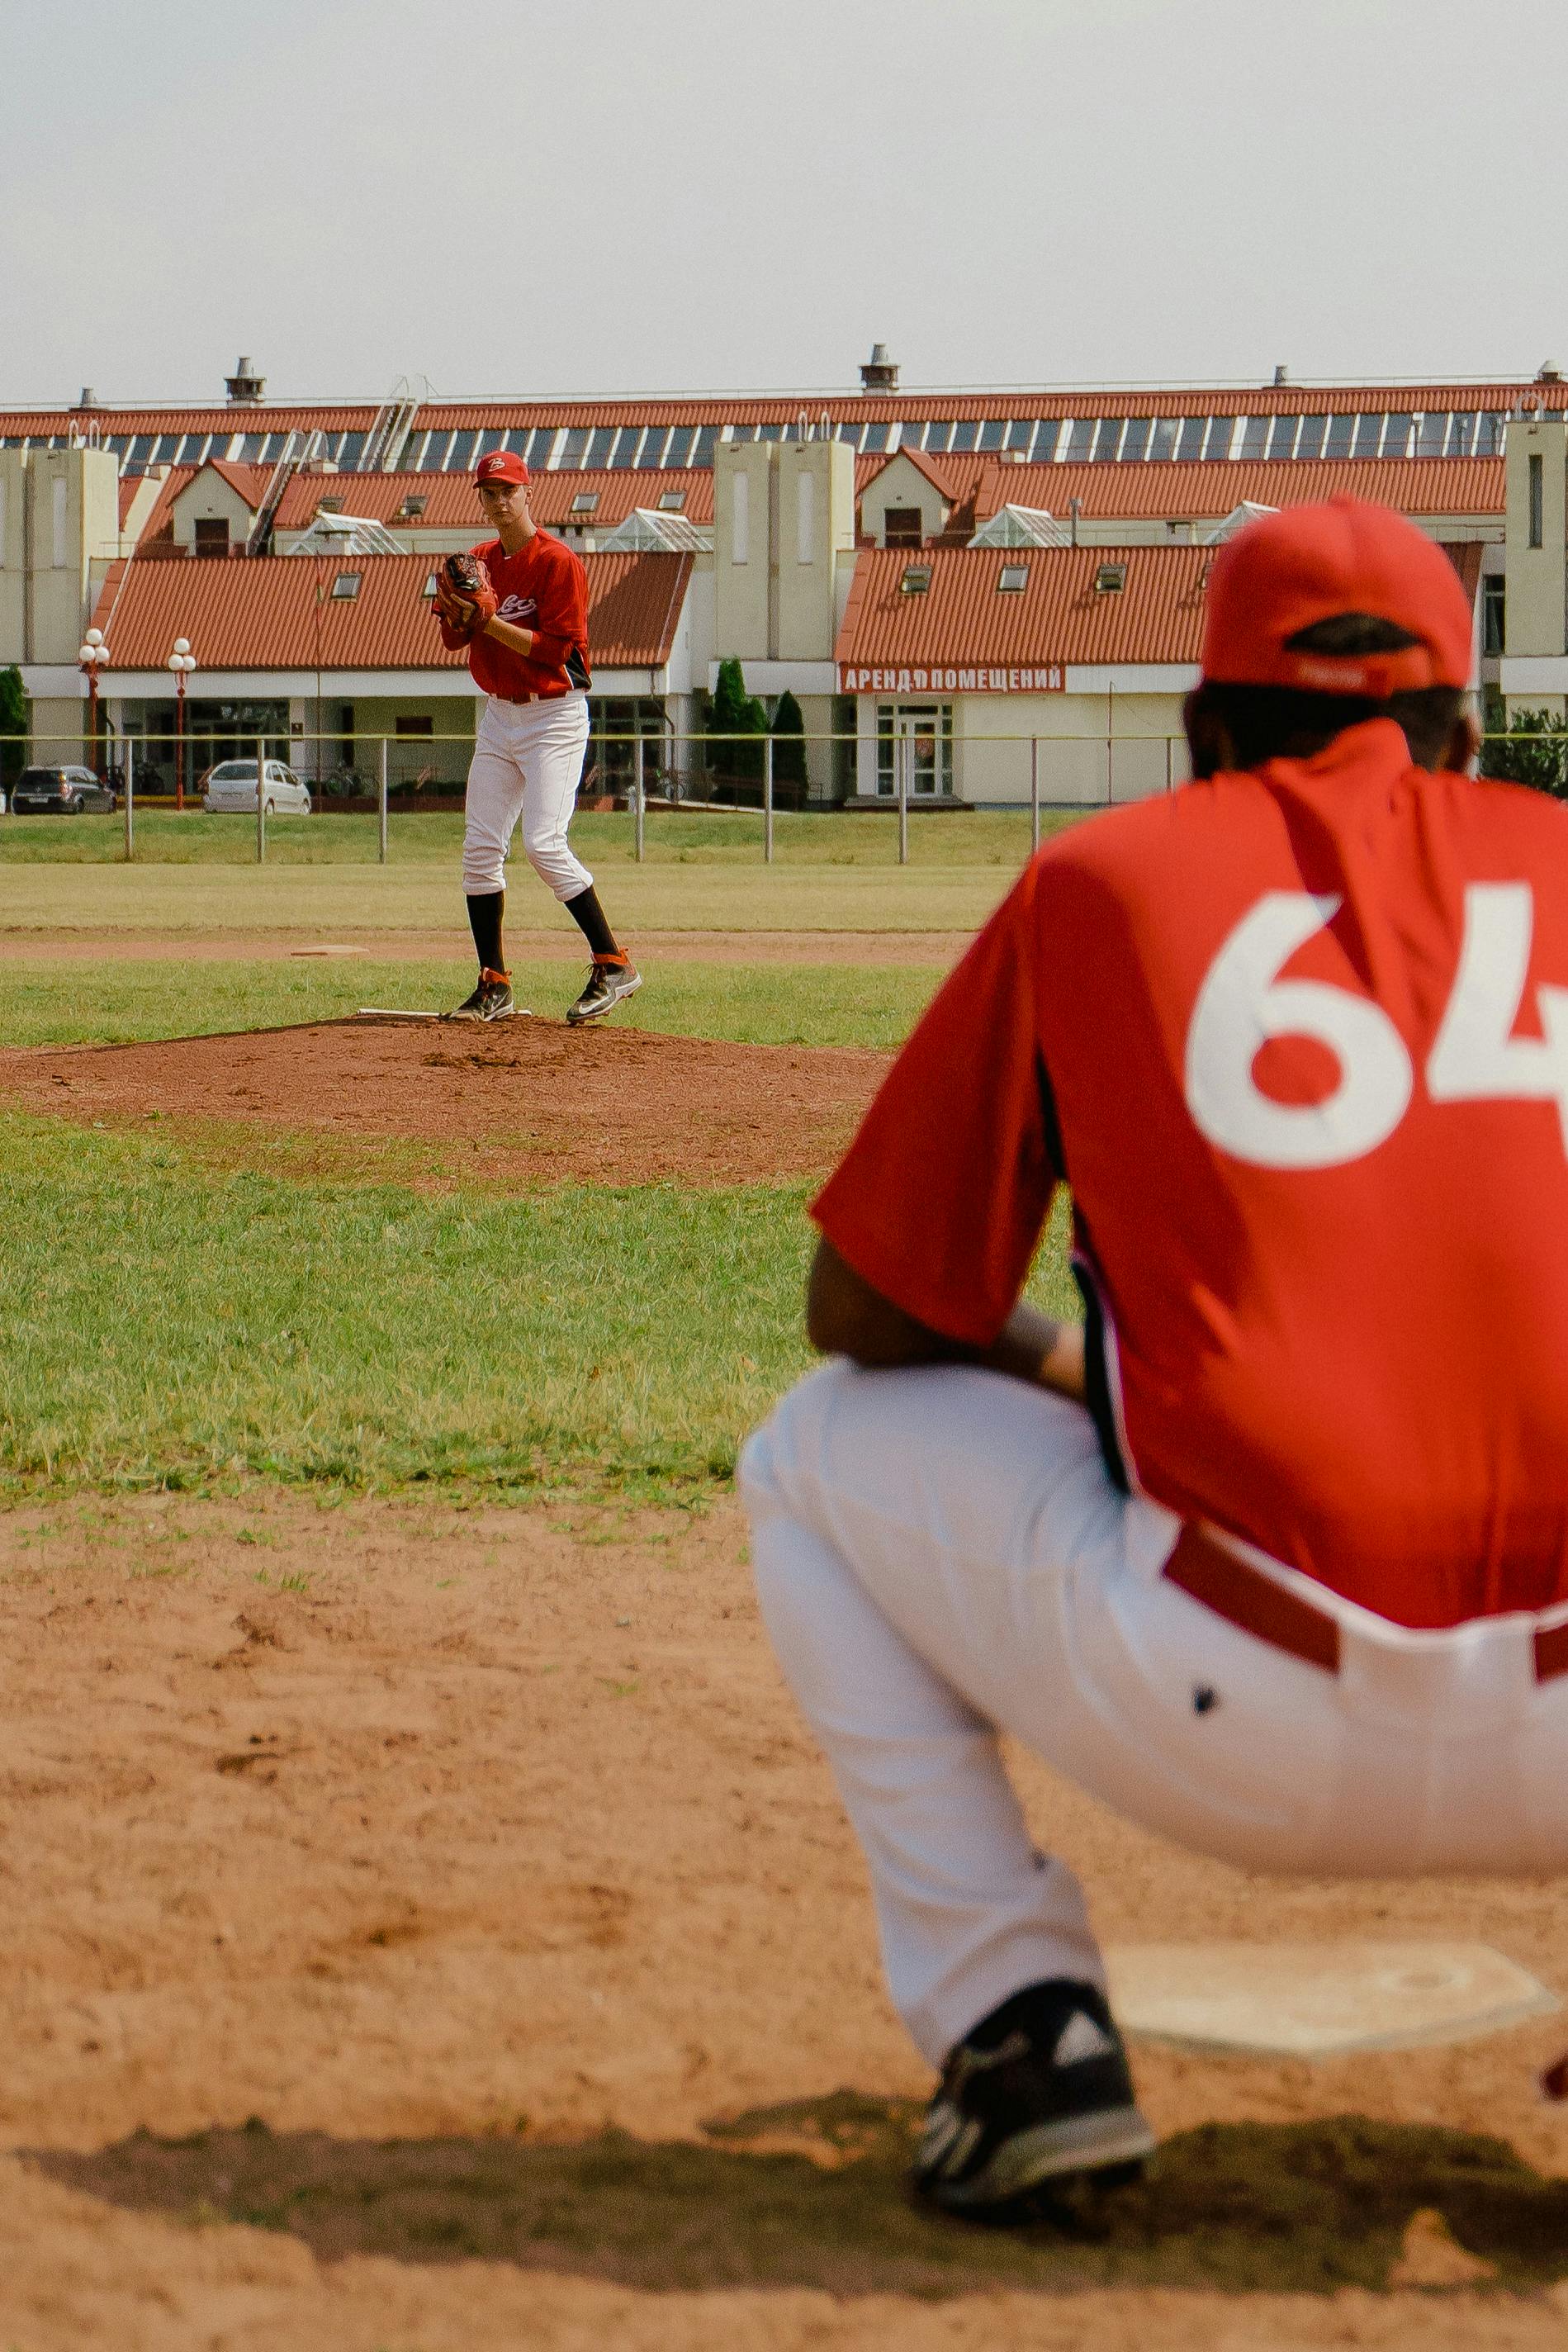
814,718,1568,1631
438,530,590,699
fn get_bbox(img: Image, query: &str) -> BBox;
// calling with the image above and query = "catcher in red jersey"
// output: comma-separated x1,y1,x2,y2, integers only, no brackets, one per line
433,448,641,1025
742,498,1568,2218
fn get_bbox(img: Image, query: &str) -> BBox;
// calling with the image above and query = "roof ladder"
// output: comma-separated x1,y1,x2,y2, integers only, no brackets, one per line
358,377,423,474
245,428,324,557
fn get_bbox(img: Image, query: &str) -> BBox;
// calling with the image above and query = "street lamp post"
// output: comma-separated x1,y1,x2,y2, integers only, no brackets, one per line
78,627,109,775
167,638,197,810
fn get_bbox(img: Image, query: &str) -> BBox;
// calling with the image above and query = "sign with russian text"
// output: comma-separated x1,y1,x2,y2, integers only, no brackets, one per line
837,663,1065,694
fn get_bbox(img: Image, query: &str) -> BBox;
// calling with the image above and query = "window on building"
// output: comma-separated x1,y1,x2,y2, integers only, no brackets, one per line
977,420,1008,452
571,492,599,514
447,430,478,472
884,506,924,547
557,427,591,469
997,562,1029,591
899,562,932,593
396,715,434,736
1447,412,1478,458
1296,413,1328,462
860,422,893,454
1149,418,1178,462
1352,413,1382,458
1383,414,1415,461
949,420,979,453
690,425,719,468
1008,418,1040,455
1092,418,1124,462
1483,576,1505,655
1530,452,1544,547
396,432,429,471
656,490,686,511
1064,417,1096,463
1176,416,1207,462
1120,418,1151,462
583,427,615,467
1266,415,1299,461
331,571,362,599
193,516,230,557
1414,412,1447,459
1479,412,1507,457
422,572,438,599
1239,416,1268,460
1324,412,1355,460
337,430,368,467
1094,562,1127,593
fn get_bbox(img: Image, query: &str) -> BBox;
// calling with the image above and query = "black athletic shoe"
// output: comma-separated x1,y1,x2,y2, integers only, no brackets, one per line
566,958,642,1026
913,1978,1155,2216
445,969,514,1022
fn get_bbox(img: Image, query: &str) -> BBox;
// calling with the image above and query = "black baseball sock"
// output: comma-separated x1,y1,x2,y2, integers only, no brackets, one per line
564,884,623,961
467,890,506,975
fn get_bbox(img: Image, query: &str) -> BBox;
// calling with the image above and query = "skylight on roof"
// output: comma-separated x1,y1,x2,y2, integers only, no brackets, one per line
900,563,931,595
331,571,362,600
1094,562,1126,594
423,572,437,598
997,563,1029,592
571,493,599,514
657,491,686,512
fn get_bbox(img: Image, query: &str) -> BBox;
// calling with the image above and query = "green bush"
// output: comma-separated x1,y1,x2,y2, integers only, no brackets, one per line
1479,706,1568,799
770,689,808,789
708,657,768,783
0,665,26,790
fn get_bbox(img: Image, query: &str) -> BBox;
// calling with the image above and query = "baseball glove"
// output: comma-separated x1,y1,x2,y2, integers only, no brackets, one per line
434,551,498,642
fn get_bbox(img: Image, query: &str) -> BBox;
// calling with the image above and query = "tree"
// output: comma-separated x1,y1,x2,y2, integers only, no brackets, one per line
770,689,808,790
1479,705,1568,800
708,655,768,783
0,665,26,790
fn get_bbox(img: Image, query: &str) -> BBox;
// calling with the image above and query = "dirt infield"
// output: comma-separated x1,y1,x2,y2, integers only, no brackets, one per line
2,1492,1568,2349
0,1018,888,1186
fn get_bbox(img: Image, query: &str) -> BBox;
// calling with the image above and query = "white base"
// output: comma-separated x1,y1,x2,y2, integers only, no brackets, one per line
1105,1941,1559,2057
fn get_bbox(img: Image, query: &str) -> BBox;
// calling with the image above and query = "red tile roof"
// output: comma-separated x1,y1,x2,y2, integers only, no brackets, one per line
88,550,693,672
201,458,272,509
973,457,1505,524
4,379,1563,443
861,444,968,502
268,467,714,533
836,545,1212,672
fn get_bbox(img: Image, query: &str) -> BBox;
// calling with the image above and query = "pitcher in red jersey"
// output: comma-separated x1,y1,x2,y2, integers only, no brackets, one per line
741,498,1568,2217
434,448,642,1026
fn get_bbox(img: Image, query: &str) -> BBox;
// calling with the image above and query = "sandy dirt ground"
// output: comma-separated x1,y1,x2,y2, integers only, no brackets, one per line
2,1491,1568,2350
0,1020,889,1187
0,927,969,967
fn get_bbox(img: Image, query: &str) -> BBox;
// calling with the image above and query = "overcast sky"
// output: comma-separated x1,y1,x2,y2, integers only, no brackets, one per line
3,0,1562,406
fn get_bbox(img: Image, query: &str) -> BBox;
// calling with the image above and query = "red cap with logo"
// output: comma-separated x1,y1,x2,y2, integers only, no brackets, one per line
1201,496,1473,698
476,449,530,486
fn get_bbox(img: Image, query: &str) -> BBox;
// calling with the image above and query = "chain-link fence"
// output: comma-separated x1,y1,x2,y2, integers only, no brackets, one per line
1,724,1557,866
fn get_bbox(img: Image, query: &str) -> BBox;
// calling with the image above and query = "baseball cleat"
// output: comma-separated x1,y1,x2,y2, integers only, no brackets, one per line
566,958,642,1026
912,1979,1156,2217
445,970,515,1022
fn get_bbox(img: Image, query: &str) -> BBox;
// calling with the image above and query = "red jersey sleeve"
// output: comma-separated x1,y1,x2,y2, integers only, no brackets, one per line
812,860,1059,1344
527,541,588,670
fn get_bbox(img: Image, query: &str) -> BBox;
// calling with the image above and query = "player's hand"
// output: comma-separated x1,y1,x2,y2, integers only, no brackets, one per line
433,552,498,643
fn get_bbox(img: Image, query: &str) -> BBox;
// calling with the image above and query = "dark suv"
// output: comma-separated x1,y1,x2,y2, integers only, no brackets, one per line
10,765,118,814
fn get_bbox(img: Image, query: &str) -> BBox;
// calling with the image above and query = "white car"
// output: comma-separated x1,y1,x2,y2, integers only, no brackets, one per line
201,758,313,816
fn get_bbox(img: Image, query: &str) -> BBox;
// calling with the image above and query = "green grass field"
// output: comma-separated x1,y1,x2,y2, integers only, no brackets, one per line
0,806,1084,868
0,956,943,1051
0,855,1073,1506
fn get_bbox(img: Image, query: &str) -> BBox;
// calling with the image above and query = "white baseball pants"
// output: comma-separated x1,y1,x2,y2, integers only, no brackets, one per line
462,691,592,903
741,1359,1568,2065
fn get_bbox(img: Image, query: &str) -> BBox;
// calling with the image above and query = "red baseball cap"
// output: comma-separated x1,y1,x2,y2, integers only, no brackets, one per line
476,449,529,486
1201,496,1473,697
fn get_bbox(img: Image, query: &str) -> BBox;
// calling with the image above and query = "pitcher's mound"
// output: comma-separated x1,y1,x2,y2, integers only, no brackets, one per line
0,1019,888,1187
